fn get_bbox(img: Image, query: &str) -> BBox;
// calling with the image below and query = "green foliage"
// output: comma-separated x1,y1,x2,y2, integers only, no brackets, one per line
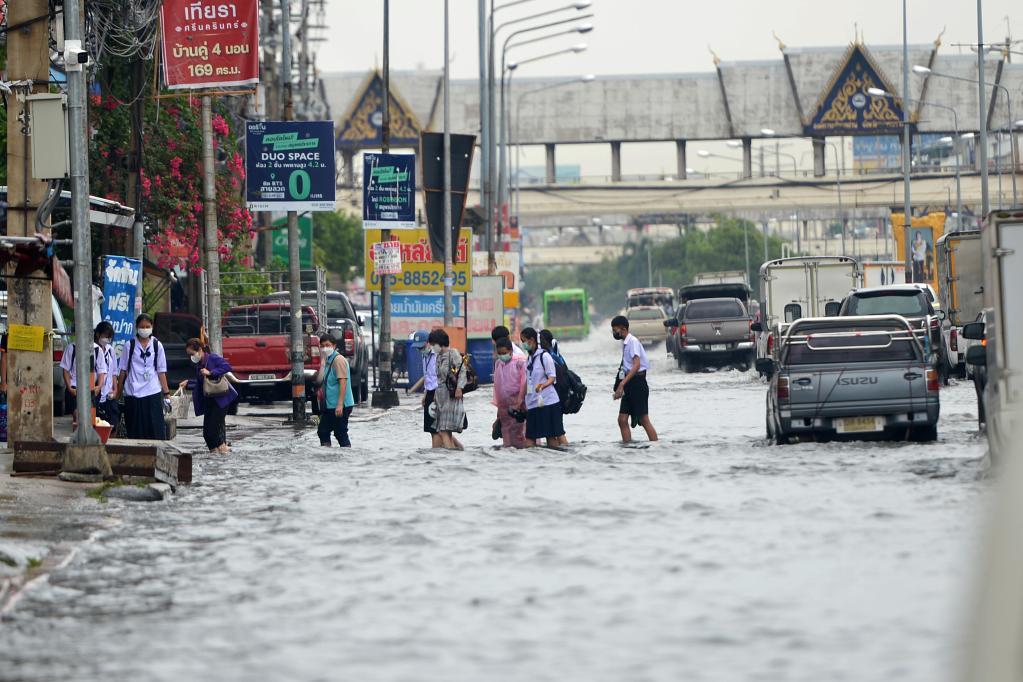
313,211,364,282
522,216,786,319
219,271,273,312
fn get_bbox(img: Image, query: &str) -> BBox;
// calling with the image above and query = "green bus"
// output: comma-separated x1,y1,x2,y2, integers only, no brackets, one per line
543,288,590,340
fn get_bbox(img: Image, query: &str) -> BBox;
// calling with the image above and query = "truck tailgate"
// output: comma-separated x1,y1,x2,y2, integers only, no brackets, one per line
222,337,291,378
686,319,749,344
786,363,928,416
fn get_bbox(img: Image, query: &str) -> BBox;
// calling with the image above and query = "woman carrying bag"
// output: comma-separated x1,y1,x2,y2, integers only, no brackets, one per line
179,338,237,454
316,333,355,448
430,329,467,450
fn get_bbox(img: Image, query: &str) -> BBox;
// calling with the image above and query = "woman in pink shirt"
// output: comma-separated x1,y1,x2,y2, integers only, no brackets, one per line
492,336,527,448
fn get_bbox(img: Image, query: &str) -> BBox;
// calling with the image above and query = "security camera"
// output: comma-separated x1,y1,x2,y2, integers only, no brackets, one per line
63,40,89,71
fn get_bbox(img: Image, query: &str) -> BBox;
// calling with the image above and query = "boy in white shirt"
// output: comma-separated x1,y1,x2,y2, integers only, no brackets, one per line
611,315,658,443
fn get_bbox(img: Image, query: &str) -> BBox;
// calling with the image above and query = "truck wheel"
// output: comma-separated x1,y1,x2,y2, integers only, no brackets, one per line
910,425,938,442
683,358,695,373
675,354,684,369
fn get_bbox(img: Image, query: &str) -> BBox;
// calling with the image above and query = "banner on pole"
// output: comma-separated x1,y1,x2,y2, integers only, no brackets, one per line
363,153,416,229
364,228,472,292
159,0,260,89
372,241,402,275
270,215,314,267
245,121,337,211
100,256,143,345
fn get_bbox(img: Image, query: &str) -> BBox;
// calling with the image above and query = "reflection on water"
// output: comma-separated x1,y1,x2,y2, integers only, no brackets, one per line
0,333,989,681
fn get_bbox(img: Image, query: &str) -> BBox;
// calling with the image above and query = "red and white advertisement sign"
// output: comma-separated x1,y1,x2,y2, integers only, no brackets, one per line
160,0,259,89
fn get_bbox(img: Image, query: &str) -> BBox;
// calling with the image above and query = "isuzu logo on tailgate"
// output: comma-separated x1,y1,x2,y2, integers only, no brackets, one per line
837,377,878,385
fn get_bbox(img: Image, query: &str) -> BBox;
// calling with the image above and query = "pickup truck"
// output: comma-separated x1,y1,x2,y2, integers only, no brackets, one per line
265,290,369,402
665,297,755,372
764,315,940,444
221,303,322,405
667,282,753,370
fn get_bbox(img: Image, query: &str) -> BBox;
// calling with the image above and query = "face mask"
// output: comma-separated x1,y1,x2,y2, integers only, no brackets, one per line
524,342,535,353
497,353,511,363
137,328,152,339
612,331,623,340
321,346,334,355
430,344,441,354
98,337,112,347
189,354,201,365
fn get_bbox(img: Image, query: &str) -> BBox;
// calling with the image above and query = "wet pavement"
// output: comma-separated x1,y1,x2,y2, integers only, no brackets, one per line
0,332,989,681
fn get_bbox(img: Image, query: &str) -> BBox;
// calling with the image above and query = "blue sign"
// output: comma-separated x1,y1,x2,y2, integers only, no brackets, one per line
806,44,906,136
363,153,416,229
245,121,337,212
385,294,463,318
101,256,142,344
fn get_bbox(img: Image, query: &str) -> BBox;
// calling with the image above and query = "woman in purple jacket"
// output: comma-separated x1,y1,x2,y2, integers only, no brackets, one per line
178,338,238,454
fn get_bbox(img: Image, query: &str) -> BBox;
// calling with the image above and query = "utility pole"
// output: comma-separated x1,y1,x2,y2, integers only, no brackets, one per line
478,0,491,274
443,0,454,325
372,0,400,409
260,0,277,268
298,0,310,117
282,0,308,421
977,0,991,216
6,0,55,443
201,96,223,354
901,0,913,278
486,1,498,274
65,0,109,474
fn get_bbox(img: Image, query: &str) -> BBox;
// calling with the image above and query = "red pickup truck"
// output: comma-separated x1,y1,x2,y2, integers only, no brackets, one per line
221,303,323,405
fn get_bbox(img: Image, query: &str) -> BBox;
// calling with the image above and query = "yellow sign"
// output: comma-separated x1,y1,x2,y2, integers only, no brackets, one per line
891,212,946,295
364,228,473,292
8,324,46,353
503,290,520,309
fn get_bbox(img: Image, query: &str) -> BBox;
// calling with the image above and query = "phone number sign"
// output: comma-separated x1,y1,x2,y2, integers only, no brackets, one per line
160,0,260,89
364,229,472,292
245,121,337,212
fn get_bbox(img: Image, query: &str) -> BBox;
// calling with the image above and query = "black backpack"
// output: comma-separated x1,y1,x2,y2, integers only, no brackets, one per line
542,351,587,415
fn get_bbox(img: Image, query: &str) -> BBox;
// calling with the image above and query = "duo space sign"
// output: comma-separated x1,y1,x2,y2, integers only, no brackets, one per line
245,121,336,212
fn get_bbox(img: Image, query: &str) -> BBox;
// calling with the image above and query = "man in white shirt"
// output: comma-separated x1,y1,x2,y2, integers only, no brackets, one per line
611,315,658,443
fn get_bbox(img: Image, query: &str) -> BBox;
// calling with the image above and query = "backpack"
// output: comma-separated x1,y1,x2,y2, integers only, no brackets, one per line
533,350,587,414
455,352,479,394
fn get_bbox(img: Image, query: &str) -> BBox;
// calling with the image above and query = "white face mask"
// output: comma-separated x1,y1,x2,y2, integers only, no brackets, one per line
430,344,441,354
189,354,201,365
137,327,152,339
98,337,112,347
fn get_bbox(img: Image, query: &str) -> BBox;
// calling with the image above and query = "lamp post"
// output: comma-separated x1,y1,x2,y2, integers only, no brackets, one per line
914,64,1019,207
488,1,591,271
760,128,799,175
513,75,595,221
501,42,587,215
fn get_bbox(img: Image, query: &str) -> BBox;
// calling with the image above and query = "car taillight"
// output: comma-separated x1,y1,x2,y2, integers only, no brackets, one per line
926,368,940,392
929,317,939,330
767,332,774,355
777,377,790,401
311,345,321,358
343,328,355,354
949,328,958,352
679,323,687,346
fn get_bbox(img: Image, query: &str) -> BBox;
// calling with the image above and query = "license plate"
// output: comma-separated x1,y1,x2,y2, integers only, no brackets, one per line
711,344,727,351
836,416,884,433
248,373,277,381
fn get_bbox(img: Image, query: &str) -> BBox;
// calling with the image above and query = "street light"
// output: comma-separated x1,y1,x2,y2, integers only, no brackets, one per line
512,75,595,221
914,64,1018,207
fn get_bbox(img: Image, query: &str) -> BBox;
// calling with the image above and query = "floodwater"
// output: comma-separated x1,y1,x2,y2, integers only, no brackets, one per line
0,332,989,681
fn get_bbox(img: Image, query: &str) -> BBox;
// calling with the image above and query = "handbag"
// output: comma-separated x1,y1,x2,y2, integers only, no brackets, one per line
203,375,231,397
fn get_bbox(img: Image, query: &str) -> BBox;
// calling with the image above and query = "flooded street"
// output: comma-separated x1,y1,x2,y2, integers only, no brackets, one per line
0,332,989,681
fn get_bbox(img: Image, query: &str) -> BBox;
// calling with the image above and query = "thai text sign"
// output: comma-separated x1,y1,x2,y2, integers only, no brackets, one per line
160,0,259,89
246,121,337,211
364,229,472,292
372,241,402,275
270,215,313,268
378,294,465,338
363,153,416,229
101,256,142,344
467,276,504,340
472,251,520,291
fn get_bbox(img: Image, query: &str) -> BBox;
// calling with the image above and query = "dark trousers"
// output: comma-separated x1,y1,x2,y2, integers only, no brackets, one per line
318,406,353,447
202,398,228,451
97,398,120,428
124,393,167,440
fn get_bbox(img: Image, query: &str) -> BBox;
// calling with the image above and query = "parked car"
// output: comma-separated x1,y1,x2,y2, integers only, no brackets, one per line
665,297,754,372
265,290,369,402
625,305,667,345
668,282,753,369
764,315,940,444
221,303,323,406
837,285,946,371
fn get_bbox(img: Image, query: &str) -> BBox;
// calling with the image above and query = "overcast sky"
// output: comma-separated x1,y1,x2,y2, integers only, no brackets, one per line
316,0,1022,176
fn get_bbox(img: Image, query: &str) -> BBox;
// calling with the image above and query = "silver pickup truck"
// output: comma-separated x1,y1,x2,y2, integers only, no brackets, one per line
666,297,754,372
764,315,940,444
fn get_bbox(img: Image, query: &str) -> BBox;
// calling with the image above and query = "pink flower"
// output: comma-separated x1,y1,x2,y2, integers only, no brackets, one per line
169,156,184,179
211,114,230,137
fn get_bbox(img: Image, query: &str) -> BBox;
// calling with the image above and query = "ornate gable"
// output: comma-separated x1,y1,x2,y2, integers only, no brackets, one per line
335,71,421,150
805,43,907,136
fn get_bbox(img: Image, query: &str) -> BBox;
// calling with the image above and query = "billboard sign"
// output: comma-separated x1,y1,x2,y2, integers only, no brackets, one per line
246,121,336,211
364,228,472,292
270,215,313,268
160,0,260,89
100,256,143,345
362,153,416,229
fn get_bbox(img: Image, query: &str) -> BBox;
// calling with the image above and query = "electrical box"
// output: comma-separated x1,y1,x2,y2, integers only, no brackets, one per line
27,94,70,180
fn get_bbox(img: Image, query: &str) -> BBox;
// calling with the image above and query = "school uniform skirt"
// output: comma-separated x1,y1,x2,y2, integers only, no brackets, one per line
124,392,167,440
526,403,564,440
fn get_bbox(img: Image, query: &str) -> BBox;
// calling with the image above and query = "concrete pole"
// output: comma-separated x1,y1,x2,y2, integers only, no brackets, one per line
65,0,102,448
6,0,54,443
741,138,753,179
372,0,399,408
478,0,491,267
676,140,687,180
812,138,826,177
282,0,307,421
611,142,622,182
545,143,556,184
762,219,769,263
902,0,913,278
201,96,223,354
487,0,498,274
443,0,454,325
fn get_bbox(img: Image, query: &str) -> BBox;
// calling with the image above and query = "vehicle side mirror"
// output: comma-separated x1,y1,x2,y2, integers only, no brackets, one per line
965,345,987,366
357,314,365,327
750,322,764,333
663,319,678,328
961,322,985,340
755,358,776,375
